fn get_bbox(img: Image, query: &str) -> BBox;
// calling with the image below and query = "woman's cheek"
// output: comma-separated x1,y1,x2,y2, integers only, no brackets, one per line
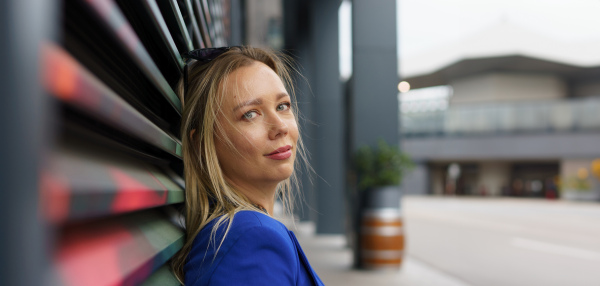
239,129,262,148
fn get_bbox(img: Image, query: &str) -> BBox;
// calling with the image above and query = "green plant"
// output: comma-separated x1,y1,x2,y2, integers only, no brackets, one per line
560,176,591,193
354,139,414,190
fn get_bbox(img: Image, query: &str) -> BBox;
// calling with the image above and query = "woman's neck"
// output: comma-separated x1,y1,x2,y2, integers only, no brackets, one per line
227,179,277,215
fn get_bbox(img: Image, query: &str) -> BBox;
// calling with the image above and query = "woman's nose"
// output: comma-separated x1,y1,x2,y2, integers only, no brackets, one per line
268,115,289,140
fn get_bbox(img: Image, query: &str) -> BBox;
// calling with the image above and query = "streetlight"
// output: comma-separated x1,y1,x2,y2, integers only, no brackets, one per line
398,81,410,93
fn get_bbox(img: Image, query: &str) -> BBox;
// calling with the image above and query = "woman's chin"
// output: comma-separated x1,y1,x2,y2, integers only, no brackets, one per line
272,166,294,182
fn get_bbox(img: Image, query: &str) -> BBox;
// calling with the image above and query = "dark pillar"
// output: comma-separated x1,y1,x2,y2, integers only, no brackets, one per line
284,0,345,233
351,0,399,148
311,0,345,234
0,0,57,285
229,0,245,45
283,0,317,222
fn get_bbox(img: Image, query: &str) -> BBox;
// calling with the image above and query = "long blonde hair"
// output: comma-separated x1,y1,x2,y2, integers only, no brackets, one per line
171,46,309,283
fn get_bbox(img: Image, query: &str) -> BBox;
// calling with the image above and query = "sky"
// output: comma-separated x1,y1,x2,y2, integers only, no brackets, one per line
398,0,600,58
339,0,600,80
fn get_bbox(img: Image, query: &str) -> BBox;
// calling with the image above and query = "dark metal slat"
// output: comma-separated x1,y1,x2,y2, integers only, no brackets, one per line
43,44,182,159
183,0,206,48
63,2,179,135
145,0,185,70
209,0,227,46
83,0,182,114
116,0,184,88
193,0,213,47
201,0,216,44
162,0,195,52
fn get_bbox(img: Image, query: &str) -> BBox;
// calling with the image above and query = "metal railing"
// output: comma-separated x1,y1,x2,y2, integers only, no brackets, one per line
401,96,600,136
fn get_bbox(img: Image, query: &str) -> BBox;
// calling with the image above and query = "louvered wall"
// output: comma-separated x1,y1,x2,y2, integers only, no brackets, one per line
42,1,232,285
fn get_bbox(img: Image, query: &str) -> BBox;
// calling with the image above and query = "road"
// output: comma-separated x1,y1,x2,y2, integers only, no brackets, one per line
403,196,600,286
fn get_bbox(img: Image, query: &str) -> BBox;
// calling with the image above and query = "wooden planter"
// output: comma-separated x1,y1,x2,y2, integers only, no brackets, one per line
359,186,404,270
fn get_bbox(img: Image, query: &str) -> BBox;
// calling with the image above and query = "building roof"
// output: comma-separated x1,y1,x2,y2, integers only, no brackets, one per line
401,23,600,89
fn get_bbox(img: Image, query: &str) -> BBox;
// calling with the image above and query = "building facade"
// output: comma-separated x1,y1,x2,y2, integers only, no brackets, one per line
401,52,600,201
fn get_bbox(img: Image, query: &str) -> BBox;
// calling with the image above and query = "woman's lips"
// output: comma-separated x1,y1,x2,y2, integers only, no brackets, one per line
265,145,292,160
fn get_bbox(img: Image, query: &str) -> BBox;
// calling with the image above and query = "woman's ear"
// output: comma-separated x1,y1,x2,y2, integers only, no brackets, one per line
190,129,197,140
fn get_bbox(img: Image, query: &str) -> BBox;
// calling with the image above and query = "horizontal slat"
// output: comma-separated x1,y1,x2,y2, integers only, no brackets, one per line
201,0,215,44
83,0,182,114
183,0,206,48
43,43,182,159
63,2,178,134
145,0,186,70
193,0,213,47
158,0,194,53
210,0,228,46
54,210,184,286
116,0,184,88
42,142,184,223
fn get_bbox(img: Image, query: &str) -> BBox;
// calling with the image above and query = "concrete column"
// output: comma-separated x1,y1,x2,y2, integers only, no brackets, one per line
229,0,244,45
284,0,316,222
350,0,399,148
431,165,445,195
310,0,345,234
0,0,56,285
284,0,345,233
476,162,510,196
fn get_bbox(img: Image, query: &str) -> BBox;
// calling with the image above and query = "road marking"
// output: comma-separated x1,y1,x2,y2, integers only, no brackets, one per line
511,237,600,262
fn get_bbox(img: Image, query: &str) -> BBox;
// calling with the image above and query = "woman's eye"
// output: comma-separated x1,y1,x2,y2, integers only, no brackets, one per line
243,111,258,120
277,103,291,111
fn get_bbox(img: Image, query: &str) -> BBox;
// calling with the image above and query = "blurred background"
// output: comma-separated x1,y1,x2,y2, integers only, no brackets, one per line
1,0,599,285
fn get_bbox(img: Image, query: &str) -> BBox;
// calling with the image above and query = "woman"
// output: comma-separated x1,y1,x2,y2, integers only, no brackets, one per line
171,46,324,285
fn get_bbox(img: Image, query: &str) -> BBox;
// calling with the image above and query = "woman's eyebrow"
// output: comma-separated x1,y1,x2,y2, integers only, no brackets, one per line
276,93,289,100
233,98,262,111
233,93,290,111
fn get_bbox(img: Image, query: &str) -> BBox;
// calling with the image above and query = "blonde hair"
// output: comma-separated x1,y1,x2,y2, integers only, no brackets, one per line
171,46,309,283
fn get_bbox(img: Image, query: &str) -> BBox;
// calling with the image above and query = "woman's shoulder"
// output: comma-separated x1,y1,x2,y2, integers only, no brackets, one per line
185,211,297,285
192,210,291,253
227,210,288,234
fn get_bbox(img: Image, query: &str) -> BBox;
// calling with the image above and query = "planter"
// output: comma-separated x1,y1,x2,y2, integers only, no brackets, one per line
359,186,404,270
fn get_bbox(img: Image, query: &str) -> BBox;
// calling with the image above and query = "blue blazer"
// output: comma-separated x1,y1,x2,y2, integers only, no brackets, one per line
185,210,325,285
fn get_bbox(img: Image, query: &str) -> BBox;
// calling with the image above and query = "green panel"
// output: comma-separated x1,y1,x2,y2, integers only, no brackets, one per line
141,264,182,286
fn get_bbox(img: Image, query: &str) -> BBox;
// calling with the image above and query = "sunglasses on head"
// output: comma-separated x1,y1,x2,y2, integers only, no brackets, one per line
181,47,237,100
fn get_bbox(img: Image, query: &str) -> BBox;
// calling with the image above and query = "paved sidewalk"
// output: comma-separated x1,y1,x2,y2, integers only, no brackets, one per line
291,222,471,286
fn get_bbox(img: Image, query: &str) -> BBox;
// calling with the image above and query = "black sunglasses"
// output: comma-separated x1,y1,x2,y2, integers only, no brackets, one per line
181,47,236,100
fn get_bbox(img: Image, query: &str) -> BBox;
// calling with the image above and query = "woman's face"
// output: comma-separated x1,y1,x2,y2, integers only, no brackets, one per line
214,61,298,190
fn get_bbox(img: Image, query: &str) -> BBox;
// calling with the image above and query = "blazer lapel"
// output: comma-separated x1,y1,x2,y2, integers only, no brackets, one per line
288,231,325,286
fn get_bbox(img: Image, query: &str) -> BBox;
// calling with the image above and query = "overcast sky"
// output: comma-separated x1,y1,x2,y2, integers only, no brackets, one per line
398,0,600,58
340,0,600,79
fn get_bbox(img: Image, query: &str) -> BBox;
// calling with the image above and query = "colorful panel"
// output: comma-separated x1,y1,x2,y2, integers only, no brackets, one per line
140,264,181,286
54,210,184,286
42,145,184,223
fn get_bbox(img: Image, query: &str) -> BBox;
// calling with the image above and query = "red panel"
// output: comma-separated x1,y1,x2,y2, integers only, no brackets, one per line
110,167,168,213
40,170,71,224
57,224,132,286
